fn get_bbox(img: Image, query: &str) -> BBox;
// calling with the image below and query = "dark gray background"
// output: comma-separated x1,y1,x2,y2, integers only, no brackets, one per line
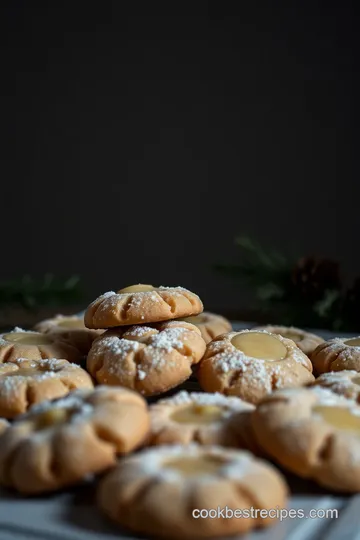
3,2,358,316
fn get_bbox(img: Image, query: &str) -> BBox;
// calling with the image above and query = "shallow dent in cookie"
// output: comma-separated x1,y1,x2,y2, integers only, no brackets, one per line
231,332,287,361
3,332,54,346
56,318,85,329
313,405,360,433
118,284,155,293
170,404,224,425
34,408,71,430
344,338,360,348
163,455,225,476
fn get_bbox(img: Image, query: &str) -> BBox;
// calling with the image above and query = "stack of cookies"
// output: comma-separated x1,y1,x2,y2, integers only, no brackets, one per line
1,283,360,539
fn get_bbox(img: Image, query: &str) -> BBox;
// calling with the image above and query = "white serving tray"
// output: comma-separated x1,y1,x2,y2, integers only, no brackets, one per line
0,323,358,540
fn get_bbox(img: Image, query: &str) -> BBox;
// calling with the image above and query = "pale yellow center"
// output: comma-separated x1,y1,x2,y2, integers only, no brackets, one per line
345,338,360,347
313,405,360,432
56,318,84,329
163,456,225,476
35,408,70,430
231,332,287,361
171,404,224,425
3,332,54,346
118,284,155,293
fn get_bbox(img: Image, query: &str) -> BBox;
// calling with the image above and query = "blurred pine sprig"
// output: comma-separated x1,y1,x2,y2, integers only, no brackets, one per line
215,235,358,331
0,274,84,310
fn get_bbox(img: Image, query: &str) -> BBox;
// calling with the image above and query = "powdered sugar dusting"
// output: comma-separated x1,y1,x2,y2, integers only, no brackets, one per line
159,390,254,410
134,444,253,483
92,336,141,358
125,326,155,338
137,369,146,380
148,327,187,353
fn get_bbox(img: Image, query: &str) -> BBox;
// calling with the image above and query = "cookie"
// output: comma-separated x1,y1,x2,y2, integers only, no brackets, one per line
311,336,360,374
98,444,288,539
84,285,203,328
148,390,259,452
310,370,360,401
0,386,150,493
87,321,206,396
181,312,232,343
0,328,81,364
252,386,360,491
34,314,103,355
0,357,93,418
0,419,9,434
198,330,314,404
254,325,324,355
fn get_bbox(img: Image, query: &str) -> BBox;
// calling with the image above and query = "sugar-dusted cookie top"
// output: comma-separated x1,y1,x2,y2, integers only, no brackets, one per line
148,390,259,451
0,357,93,418
311,336,360,374
0,385,150,494
98,443,288,538
310,369,360,401
0,327,81,364
84,284,203,328
87,321,206,396
253,385,360,491
198,329,314,404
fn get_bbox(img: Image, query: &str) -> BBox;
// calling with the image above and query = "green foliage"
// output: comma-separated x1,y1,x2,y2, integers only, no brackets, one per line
216,235,357,331
0,274,84,310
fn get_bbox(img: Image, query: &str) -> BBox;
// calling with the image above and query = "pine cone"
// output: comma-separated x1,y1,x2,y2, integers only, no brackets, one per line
291,256,341,300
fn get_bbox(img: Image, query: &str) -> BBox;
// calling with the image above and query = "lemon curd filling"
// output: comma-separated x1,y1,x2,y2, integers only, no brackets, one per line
231,332,287,361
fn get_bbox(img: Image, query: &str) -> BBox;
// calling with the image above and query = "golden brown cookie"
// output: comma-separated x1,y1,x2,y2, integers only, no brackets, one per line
34,314,103,355
0,419,9,434
181,312,232,343
311,336,360,375
252,386,360,491
198,329,314,404
0,386,150,494
84,285,203,328
87,321,206,396
148,390,259,452
310,370,360,402
254,325,324,355
0,357,94,418
0,328,81,364
98,444,288,539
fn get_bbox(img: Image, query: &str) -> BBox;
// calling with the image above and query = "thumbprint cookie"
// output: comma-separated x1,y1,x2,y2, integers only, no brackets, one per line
34,314,103,355
253,386,360,491
0,357,93,418
0,386,150,493
311,336,360,375
148,390,259,452
84,285,203,328
198,330,314,404
98,444,288,538
0,328,81,364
